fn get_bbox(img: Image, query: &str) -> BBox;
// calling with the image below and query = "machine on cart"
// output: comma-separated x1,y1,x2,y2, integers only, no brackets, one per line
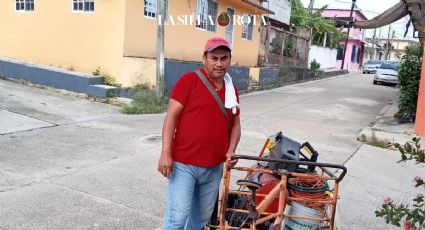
208,132,347,230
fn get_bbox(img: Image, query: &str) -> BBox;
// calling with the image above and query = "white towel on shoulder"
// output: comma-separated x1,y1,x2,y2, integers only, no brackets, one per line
224,73,239,114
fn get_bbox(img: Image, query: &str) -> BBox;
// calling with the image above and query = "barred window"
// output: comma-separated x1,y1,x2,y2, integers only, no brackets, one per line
144,0,168,19
196,0,218,32
242,14,254,40
73,0,94,12
15,0,34,11
144,0,157,18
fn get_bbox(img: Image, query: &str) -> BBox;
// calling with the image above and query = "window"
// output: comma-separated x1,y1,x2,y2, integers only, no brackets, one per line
16,0,34,11
196,0,218,32
242,14,254,40
73,0,94,12
144,0,168,19
356,47,361,63
224,8,235,47
380,62,400,70
336,46,344,60
144,0,156,18
206,0,218,32
351,45,356,63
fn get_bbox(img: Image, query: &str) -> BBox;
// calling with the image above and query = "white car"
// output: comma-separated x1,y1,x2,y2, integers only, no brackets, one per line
363,60,384,74
373,62,400,85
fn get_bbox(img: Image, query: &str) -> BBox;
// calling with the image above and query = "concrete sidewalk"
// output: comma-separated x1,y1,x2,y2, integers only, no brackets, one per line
1,73,419,229
358,100,416,146
338,100,425,229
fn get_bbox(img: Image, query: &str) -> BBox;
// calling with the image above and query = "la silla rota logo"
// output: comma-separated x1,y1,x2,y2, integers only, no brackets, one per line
217,12,231,27
157,12,267,26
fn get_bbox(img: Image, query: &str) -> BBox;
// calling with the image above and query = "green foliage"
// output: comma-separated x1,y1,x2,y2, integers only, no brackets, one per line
93,66,122,87
92,67,101,76
106,90,116,98
315,27,347,49
121,91,166,114
376,137,425,229
290,0,318,28
133,73,152,90
101,73,121,87
284,36,294,57
270,34,282,55
291,0,347,49
395,137,425,164
134,81,152,90
397,45,423,120
309,59,320,70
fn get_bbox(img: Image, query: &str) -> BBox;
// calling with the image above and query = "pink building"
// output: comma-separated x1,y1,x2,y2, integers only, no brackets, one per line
320,9,368,71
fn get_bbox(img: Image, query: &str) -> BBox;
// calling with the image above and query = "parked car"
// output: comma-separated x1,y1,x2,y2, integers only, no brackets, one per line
373,61,400,85
363,60,384,74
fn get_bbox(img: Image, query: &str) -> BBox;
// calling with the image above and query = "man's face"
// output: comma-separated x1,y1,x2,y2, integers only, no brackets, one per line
203,47,231,80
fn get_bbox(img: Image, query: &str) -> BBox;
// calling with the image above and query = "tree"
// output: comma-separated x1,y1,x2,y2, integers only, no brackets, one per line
397,45,423,121
290,0,347,49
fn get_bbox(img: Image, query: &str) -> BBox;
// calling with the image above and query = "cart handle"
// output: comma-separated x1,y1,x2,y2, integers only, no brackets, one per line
232,155,347,183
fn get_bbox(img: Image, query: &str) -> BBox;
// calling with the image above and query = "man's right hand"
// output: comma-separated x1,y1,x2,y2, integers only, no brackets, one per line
158,151,173,178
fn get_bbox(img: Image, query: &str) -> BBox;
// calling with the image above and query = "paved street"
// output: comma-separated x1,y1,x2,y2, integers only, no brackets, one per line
0,72,399,229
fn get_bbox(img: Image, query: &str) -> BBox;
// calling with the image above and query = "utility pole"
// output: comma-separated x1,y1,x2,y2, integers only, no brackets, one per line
340,0,356,70
378,27,382,59
385,24,391,60
307,0,315,68
156,0,165,98
265,1,271,64
388,30,395,60
372,28,377,60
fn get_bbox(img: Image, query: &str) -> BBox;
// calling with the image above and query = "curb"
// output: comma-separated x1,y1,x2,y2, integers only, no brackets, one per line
357,100,421,148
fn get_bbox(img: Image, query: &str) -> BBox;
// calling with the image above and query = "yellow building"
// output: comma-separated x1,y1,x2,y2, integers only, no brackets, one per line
0,0,272,87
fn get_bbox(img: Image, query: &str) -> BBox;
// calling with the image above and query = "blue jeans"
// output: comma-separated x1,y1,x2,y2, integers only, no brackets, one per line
163,162,223,230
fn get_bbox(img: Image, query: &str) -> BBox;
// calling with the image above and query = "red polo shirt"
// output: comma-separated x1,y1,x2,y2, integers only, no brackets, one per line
169,68,240,167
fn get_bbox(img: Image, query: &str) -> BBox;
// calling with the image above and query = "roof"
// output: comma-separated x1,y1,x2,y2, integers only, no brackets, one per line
241,0,275,15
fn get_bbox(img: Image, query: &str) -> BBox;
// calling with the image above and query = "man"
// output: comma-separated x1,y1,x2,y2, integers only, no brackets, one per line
158,37,241,229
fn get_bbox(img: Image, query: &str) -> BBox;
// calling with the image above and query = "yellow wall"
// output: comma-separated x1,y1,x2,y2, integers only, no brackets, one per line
121,57,157,87
0,0,266,87
124,0,264,74
0,0,126,82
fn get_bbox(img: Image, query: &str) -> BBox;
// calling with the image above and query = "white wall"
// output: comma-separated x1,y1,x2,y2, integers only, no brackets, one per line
262,0,291,25
308,45,337,69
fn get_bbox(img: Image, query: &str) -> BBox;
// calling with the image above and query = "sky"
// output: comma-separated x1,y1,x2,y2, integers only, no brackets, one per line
300,0,417,40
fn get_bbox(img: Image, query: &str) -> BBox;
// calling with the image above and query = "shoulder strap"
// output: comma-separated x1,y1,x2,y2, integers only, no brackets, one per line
195,70,230,122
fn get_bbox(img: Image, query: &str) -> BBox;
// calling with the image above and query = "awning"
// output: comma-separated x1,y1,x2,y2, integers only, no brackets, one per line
352,2,408,29
241,0,275,15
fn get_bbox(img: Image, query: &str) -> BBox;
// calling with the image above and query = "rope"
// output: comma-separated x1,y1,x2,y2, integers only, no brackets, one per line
288,176,331,214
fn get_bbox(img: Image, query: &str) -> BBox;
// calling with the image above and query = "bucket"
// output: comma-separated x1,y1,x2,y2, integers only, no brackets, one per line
283,201,323,230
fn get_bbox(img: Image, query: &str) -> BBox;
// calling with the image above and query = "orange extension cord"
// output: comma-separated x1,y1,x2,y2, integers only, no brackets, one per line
288,176,331,214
